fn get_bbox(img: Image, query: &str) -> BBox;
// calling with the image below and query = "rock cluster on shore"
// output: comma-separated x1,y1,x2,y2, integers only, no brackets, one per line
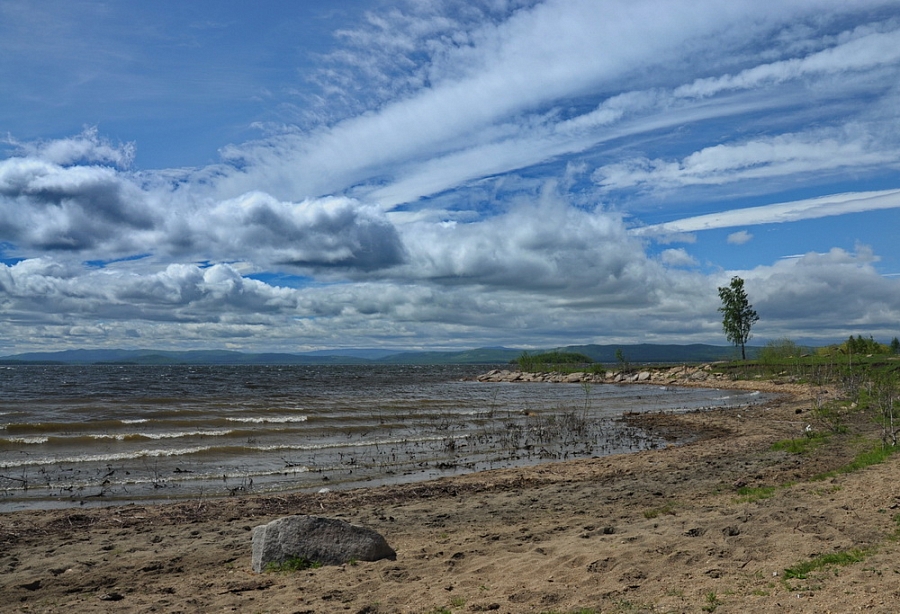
477,364,725,385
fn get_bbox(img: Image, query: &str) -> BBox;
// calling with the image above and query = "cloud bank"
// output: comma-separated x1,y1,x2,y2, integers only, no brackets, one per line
1,0,899,353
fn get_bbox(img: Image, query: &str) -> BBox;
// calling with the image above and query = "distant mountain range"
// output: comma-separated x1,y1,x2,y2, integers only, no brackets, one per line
0,344,752,365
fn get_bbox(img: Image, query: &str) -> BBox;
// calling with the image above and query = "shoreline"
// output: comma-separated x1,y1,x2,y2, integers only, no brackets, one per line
3,379,899,613
1,373,772,513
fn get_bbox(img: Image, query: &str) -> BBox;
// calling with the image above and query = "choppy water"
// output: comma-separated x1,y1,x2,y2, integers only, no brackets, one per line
0,364,771,511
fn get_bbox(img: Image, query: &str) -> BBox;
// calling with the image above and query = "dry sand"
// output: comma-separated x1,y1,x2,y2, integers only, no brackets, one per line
2,380,899,613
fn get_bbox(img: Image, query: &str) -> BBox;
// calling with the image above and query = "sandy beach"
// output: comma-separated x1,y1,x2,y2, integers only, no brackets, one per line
2,379,899,613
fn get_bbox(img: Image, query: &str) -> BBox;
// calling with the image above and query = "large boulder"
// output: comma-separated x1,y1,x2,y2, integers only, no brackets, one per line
251,515,396,573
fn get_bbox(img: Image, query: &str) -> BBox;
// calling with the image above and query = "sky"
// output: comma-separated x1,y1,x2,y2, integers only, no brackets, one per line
1,0,900,354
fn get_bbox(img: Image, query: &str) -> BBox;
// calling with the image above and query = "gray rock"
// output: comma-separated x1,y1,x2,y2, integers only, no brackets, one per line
251,515,396,573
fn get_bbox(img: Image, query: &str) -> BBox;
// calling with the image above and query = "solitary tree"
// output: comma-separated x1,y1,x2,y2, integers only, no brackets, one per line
717,276,759,360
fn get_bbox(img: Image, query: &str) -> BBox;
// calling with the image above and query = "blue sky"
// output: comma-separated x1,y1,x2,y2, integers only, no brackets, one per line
1,0,900,354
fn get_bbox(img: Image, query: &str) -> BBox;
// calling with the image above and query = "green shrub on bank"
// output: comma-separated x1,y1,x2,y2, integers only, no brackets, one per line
516,351,602,375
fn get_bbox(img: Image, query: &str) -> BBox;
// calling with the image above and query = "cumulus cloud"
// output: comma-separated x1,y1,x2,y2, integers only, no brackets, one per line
400,195,664,298
175,192,406,272
0,259,300,323
0,136,407,273
0,155,154,253
7,127,135,168
2,0,900,353
749,246,900,339
727,231,753,245
659,248,699,267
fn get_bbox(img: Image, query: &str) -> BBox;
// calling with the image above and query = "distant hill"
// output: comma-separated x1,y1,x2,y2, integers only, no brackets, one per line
376,347,523,365
0,348,367,366
0,344,750,365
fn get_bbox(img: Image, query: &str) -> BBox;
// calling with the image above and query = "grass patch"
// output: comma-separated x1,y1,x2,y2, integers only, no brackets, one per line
264,556,323,572
813,442,900,480
643,502,677,519
735,485,777,503
783,548,868,580
771,432,829,454
701,591,722,612
890,514,900,541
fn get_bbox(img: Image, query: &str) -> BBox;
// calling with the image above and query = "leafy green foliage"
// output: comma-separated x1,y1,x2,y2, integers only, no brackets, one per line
758,338,802,363
717,276,759,360
516,351,595,373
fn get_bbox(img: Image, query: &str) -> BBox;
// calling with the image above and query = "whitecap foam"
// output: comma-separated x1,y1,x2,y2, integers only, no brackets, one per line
7,436,49,444
0,445,215,468
120,418,149,424
226,416,308,424
90,429,233,441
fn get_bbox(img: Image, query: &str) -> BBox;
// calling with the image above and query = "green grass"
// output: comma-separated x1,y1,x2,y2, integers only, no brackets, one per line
783,548,868,579
771,432,828,454
701,591,722,612
813,442,900,481
735,485,777,503
263,556,323,572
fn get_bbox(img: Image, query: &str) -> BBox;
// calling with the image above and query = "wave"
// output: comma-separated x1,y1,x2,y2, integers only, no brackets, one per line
3,419,134,433
1,445,216,468
5,436,50,444
0,429,262,448
248,433,464,452
226,415,308,424
89,429,235,441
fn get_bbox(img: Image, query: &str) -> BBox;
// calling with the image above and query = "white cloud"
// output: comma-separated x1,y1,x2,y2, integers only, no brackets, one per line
749,246,900,338
175,192,406,271
2,0,900,353
659,248,699,267
0,153,155,253
594,128,896,191
7,127,135,168
674,23,900,100
727,230,753,245
637,189,900,235
212,0,843,205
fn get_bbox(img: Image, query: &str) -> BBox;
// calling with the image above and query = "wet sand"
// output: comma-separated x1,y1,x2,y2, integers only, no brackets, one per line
2,379,899,613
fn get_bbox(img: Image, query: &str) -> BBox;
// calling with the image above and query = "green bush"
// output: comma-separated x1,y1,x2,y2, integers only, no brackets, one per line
759,338,801,363
516,351,594,372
